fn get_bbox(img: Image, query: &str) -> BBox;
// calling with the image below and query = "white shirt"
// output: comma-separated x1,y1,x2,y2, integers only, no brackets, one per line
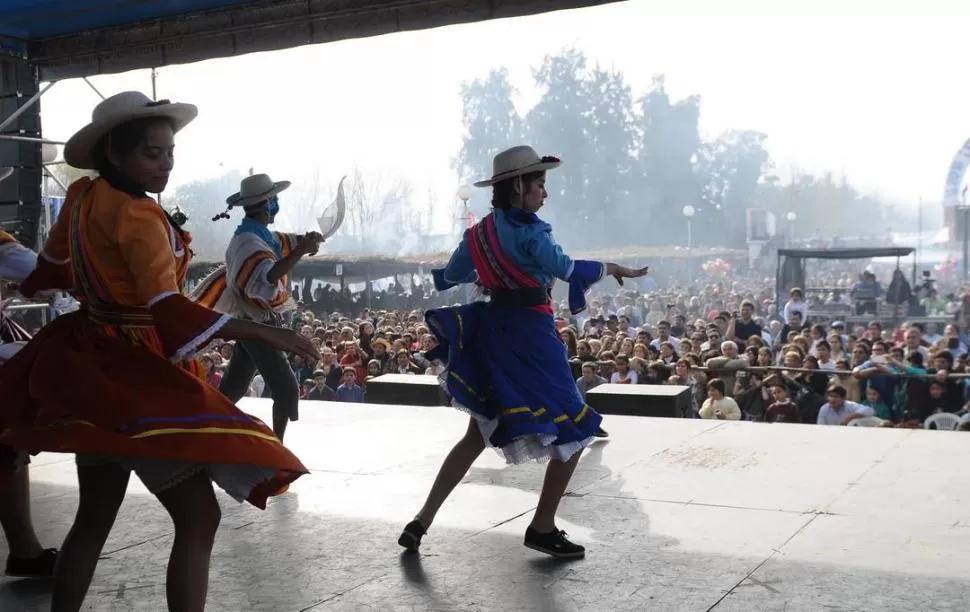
699,397,742,420
611,370,638,384
817,400,873,425
650,335,681,352
817,359,837,372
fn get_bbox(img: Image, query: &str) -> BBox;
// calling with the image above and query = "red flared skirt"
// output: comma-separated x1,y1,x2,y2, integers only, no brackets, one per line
0,311,307,508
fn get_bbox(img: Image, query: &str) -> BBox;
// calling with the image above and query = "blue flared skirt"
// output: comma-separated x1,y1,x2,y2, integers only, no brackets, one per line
425,302,602,464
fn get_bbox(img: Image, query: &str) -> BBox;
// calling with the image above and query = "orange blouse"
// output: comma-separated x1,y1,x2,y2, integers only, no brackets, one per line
22,177,228,361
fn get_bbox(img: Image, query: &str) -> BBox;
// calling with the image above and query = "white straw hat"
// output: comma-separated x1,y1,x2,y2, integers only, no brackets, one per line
63,91,197,170
473,145,561,188
226,173,291,208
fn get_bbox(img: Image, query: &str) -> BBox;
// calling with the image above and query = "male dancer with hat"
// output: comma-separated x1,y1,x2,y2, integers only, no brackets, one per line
195,173,323,441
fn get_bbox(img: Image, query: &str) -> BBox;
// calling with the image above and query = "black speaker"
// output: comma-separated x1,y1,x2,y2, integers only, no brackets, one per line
0,59,38,97
0,167,42,202
365,374,446,407
0,56,43,250
586,384,692,418
0,97,40,132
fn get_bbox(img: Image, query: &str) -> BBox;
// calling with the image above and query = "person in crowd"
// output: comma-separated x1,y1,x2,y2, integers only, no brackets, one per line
782,288,809,326
699,379,742,420
851,271,881,315
862,385,892,421
764,380,801,423
397,146,647,560
192,173,323,441
335,367,365,402
611,354,638,384
727,300,762,345
576,362,606,400
0,91,316,612
306,369,336,401
817,385,874,425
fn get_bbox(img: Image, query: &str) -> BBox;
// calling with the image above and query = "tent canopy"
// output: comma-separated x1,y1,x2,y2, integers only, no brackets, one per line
775,246,917,300
0,0,621,80
777,247,915,260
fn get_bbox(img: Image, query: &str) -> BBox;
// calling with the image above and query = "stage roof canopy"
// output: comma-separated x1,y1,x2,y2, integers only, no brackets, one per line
1,0,619,80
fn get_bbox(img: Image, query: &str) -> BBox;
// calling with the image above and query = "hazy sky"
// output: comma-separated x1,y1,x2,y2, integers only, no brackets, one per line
38,0,970,228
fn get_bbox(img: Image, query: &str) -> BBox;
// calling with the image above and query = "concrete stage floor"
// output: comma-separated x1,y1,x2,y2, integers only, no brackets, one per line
2,399,969,611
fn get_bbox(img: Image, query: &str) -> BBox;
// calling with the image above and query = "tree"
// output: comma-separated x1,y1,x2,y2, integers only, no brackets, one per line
418,188,435,237
170,170,243,261
343,167,384,252
634,75,702,244
379,177,418,253
452,60,895,251
583,64,638,244
526,48,594,240
454,68,522,218
454,68,522,179
695,130,770,245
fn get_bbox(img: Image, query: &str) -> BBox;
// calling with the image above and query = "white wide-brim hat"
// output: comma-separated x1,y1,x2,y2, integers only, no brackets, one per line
63,91,198,170
0,167,12,182
473,145,562,188
226,173,291,208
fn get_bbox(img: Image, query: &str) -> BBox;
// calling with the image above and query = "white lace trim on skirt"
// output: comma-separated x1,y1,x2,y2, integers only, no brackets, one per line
449,396,594,465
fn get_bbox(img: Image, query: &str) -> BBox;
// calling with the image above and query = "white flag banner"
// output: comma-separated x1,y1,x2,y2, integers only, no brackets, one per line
317,175,347,240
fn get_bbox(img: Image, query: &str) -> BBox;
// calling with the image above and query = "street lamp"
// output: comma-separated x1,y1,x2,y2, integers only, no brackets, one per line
683,205,695,285
457,184,474,301
457,183,473,229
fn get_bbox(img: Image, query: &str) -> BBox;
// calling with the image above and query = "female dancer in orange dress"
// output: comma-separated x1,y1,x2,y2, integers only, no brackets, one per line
0,92,317,612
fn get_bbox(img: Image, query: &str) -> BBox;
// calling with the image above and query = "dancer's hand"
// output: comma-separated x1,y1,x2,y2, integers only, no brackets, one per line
606,263,649,286
262,327,320,362
299,232,324,256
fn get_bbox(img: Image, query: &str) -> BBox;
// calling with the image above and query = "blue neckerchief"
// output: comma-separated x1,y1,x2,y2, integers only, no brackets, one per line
235,216,282,259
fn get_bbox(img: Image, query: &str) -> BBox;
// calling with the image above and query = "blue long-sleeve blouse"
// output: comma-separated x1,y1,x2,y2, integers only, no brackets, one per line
434,208,605,314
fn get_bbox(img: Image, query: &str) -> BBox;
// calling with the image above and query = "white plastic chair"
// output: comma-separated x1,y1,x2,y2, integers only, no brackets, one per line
923,412,962,431
848,416,885,427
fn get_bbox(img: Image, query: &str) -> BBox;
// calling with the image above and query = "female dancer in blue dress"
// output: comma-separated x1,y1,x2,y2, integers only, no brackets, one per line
398,146,648,559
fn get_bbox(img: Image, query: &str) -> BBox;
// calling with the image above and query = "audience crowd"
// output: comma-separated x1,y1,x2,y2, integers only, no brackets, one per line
11,260,970,432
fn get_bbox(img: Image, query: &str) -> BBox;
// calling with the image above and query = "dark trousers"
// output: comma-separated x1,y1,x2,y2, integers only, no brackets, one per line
219,338,299,440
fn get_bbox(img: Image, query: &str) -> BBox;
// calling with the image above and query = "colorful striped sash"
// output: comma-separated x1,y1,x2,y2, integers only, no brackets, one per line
467,213,552,315
68,185,117,313
84,302,154,327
